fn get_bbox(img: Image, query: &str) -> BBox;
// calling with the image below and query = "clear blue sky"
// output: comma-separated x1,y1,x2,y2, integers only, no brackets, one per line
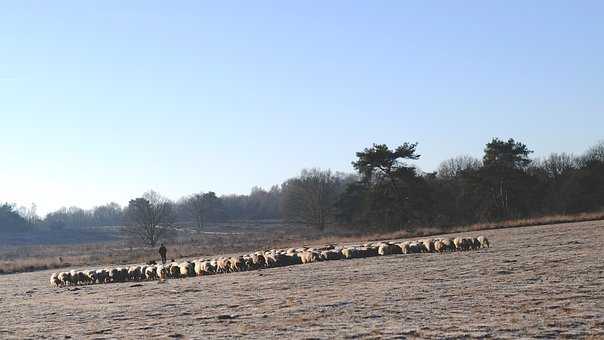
1,1,602,215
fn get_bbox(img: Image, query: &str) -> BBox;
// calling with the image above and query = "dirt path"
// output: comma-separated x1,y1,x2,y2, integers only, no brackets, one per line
1,220,603,339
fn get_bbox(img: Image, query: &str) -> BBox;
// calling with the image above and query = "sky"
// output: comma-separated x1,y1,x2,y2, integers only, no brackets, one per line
1,1,603,215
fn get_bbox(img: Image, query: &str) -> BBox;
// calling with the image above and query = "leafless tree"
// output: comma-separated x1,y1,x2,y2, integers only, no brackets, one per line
182,192,220,229
540,153,577,179
123,191,175,247
437,155,482,178
281,169,351,230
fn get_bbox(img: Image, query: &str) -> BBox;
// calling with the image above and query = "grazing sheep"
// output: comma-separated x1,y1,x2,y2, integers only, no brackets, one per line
178,262,195,278
453,237,463,251
85,270,97,284
285,253,302,265
109,268,119,283
419,239,435,253
273,253,291,267
433,240,446,253
341,247,365,259
50,273,61,287
230,256,248,272
194,261,215,276
66,270,78,285
477,235,490,248
407,242,422,254
145,266,158,280
57,272,72,286
440,239,454,252
128,266,142,281
157,265,168,282
168,264,181,278
251,253,266,269
378,243,400,256
299,251,321,264
95,269,108,283
215,258,230,273
461,238,474,251
320,250,343,261
119,267,129,281
263,253,277,268
242,256,254,269
397,242,410,254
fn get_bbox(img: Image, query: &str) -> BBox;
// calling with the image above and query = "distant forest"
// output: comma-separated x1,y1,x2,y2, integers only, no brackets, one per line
2,138,603,235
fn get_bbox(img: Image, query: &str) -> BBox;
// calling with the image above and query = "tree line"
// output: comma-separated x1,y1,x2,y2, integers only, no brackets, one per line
2,138,603,246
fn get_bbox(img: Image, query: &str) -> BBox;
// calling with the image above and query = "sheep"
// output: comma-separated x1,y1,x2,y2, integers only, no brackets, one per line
57,272,72,286
407,242,422,254
396,242,409,254
194,261,215,276
157,264,168,282
120,267,129,281
279,253,298,266
251,253,266,269
378,243,400,256
95,269,109,283
145,266,158,280
168,264,181,278
128,266,142,281
453,237,463,251
419,239,435,253
84,270,97,284
433,240,446,253
320,250,343,261
228,257,246,272
471,237,481,250
439,238,454,252
263,253,276,268
178,262,195,278
341,247,365,259
461,238,474,251
215,258,230,273
477,235,490,248
242,256,255,269
50,273,61,287
299,251,321,264
273,253,292,267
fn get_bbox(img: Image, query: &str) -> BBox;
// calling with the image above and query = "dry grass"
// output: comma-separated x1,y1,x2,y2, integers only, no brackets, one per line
2,220,603,338
1,211,603,275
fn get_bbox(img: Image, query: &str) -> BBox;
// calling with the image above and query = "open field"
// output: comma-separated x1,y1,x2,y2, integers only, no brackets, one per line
1,220,603,339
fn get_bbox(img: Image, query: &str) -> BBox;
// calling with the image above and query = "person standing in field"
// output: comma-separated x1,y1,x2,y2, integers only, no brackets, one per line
159,243,167,264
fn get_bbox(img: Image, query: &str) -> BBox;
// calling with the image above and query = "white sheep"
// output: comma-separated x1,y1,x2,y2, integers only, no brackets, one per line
50,272,61,287
299,251,321,264
433,240,446,253
145,266,158,280
178,262,195,278
378,243,400,256
477,235,490,248
453,237,463,251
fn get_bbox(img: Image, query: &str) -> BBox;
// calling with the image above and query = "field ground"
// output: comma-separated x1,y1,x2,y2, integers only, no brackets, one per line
1,220,603,339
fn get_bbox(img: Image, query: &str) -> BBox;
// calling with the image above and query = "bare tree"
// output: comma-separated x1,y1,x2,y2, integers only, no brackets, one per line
582,140,604,164
281,169,350,230
123,191,175,247
437,155,482,179
182,192,221,229
540,153,577,179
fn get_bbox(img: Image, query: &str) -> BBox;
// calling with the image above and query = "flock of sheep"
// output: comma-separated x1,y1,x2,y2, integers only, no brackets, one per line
50,235,490,287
